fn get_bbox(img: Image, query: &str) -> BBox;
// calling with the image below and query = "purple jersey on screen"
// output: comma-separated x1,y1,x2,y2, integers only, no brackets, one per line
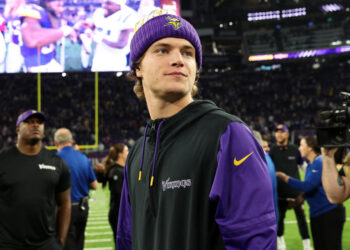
19,4,56,67
6,17,22,45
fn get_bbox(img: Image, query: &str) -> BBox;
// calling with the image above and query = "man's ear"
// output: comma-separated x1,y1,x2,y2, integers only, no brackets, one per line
16,126,19,134
136,66,142,78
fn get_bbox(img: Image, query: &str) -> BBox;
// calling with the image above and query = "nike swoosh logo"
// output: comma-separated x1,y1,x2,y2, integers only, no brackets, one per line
234,152,253,166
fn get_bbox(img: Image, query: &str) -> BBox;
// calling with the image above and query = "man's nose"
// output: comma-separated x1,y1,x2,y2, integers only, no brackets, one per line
32,121,40,127
170,51,184,67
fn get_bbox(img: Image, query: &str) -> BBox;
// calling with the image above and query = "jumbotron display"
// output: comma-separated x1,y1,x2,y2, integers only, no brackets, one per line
0,0,180,73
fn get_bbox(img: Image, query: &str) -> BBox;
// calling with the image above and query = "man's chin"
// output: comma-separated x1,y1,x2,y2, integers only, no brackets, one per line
28,138,41,145
161,91,188,103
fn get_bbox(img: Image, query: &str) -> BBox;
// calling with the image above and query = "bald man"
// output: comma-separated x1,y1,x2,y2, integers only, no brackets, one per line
55,128,98,250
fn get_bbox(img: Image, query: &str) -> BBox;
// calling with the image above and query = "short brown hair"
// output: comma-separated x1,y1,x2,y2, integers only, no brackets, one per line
302,136,320,155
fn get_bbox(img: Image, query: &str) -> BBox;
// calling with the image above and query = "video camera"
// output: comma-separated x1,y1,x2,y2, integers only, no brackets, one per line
316,91,350,148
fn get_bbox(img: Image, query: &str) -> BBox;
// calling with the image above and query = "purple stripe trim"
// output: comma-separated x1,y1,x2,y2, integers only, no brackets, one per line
139,124,149,172
151,120,165,180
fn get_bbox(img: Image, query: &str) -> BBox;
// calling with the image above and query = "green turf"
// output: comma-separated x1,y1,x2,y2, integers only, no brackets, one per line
283,199,350,250
282,170,350,250
85,184,350,250
85,186,114,250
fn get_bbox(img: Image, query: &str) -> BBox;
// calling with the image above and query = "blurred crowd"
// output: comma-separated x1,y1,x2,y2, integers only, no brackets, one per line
1,57,349,152
245,16,349,54
200,57,350,141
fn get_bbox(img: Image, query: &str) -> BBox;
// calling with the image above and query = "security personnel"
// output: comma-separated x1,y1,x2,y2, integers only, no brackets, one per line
55,128,98,250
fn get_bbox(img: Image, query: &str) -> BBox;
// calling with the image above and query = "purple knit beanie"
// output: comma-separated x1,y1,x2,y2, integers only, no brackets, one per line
130,10,202,69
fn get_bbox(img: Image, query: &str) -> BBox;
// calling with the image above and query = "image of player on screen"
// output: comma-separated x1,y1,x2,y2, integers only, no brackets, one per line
79,26,93,71
136,0,158,18
91,0,139,72
19,0,76,72
4,0,26,73
0,13,5,73
74,9,94,71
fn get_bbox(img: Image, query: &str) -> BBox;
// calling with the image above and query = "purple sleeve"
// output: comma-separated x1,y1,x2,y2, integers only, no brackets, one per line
209,122,277,250
116,163,132,250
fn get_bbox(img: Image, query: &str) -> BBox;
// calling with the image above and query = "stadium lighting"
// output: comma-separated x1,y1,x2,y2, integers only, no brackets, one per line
331,41,342,46
281,8,306,18
62,72,67,77
321,3,344,12
312,62,320,69
248,45,350,62
248,8,306,22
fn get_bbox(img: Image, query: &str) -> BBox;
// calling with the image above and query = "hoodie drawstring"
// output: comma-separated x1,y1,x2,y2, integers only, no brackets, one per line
138,120,165,187
138,124,149,182
150,120,165,186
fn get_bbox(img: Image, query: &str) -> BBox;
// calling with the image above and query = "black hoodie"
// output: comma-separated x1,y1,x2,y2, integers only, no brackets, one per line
117,100,277,250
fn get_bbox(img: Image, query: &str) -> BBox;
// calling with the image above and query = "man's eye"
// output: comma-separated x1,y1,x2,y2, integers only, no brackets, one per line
157,49,167,54
183,51,193,57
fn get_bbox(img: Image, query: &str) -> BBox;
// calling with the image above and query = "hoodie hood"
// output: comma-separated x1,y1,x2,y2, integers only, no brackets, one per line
151,100,222,139
137,100,222,187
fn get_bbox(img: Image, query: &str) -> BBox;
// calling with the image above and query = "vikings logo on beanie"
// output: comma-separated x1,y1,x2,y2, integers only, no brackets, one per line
130,9,202,69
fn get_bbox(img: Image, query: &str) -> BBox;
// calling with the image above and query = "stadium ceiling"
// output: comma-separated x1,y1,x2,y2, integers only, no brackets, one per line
211,0,347,9
208,0,348,21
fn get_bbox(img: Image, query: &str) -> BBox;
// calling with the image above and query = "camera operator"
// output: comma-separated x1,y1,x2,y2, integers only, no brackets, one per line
322,148,350,203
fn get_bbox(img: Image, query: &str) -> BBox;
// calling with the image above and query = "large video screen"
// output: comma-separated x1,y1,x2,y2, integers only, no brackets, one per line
0,0,180,73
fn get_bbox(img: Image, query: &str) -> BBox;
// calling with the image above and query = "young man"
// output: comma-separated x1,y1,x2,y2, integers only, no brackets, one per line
269,124,312,250
117,10,276,250
0,110,71,249
54,128,98,250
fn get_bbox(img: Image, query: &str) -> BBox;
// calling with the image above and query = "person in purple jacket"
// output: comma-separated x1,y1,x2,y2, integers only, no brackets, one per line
116,9,277,250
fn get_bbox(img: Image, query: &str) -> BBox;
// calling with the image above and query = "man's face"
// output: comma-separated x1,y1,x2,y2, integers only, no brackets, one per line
46,0,64,16
119,146,129,164
16,116,45,143
262,140,270,153
298,138,310,158
136,37,197,103
275,130,289,144
103,0,121,17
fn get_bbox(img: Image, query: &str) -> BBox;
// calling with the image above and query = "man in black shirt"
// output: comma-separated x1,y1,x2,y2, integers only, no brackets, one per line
0,110,71,249
270,124,312,250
